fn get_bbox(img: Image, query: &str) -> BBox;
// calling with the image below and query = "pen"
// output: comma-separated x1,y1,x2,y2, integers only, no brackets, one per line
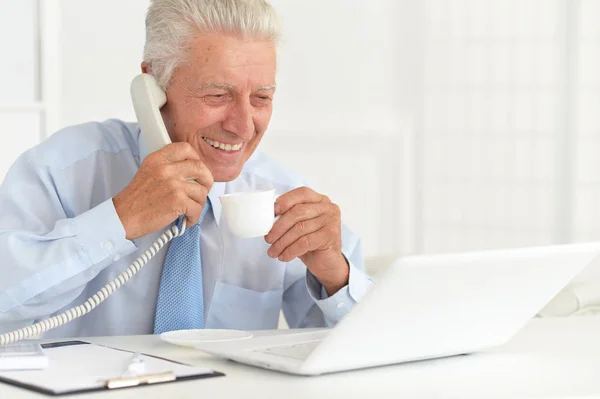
105,372,176,389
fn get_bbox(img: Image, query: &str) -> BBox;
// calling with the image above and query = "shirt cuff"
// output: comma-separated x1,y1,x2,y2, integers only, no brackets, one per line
306,259,374,325
73,198,138,265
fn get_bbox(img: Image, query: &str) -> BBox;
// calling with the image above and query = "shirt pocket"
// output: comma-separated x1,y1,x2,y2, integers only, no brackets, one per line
206,280,282,330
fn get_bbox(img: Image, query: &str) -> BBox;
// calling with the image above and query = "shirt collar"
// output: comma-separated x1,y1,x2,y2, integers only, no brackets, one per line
208,181,226,226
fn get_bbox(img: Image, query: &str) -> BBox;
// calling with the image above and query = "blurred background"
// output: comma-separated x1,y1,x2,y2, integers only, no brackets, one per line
1,0,599,276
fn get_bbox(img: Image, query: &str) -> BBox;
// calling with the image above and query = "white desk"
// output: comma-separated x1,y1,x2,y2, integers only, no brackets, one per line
2,317,600,398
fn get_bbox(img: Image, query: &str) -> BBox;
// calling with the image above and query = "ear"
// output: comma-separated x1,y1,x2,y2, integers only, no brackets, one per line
141,62,151,74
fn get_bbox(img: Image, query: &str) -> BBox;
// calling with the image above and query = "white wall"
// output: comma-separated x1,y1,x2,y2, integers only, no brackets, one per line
0,0,41,180
419,0,600,256
57,0,145,126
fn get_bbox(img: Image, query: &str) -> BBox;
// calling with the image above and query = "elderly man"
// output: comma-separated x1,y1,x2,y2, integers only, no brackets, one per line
0,0,373,340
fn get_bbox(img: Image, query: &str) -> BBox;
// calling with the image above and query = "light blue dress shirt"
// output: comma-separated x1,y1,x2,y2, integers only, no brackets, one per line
0,119,373,338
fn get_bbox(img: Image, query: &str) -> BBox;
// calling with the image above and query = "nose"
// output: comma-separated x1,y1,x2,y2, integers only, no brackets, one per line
222,99,254,141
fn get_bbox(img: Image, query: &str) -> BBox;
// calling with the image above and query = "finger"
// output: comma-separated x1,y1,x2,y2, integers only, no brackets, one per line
277,230,329,262
275,186,330,215
267,214,328,259
160,160,214,188
173,160,214,188
265,202,331,244
147,142,201,165
183,181,209,207
178,182,208,226
183,198,205,227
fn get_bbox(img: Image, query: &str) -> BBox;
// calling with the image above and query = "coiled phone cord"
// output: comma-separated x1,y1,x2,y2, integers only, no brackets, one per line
0,220,187,345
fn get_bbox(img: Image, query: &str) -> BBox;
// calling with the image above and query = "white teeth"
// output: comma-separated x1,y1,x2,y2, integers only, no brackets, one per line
203,137,242,152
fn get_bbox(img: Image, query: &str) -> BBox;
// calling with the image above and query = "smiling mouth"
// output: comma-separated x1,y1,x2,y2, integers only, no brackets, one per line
202,137,243,152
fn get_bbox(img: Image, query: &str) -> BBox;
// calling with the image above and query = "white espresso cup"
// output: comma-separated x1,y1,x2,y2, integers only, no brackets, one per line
219,189,278,238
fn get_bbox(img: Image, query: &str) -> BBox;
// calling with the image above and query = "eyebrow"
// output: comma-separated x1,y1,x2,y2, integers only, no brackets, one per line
196,82,276,92
256,84,276,91
199,82,235,90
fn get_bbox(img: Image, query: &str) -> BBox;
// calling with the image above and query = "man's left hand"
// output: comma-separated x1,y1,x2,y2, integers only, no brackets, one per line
265,187,349,296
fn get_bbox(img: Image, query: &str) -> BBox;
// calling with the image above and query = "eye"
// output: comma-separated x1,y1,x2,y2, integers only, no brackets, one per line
254,95,272,102
203,93,230,104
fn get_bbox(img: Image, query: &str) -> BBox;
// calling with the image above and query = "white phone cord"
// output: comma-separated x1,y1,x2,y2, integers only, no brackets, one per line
0,220,187,346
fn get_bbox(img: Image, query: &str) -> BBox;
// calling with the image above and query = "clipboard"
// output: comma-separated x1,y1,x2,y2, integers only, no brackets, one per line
0,341,224,396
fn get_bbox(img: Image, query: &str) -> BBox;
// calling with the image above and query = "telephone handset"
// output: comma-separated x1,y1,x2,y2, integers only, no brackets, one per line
130,73,172,162
0,74,186,345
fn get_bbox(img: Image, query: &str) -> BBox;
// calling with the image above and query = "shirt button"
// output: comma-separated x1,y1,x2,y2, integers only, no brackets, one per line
112,255,120,262
103,241,113,251
336,302,345,309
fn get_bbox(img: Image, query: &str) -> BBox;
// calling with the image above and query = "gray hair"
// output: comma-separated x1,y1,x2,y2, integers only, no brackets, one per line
143,0,281,89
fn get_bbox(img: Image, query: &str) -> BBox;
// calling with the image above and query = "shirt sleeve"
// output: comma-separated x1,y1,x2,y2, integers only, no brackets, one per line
0,151,137,330
306,259,374,326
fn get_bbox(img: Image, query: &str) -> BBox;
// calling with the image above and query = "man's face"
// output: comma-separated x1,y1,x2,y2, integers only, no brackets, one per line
161,32,276,182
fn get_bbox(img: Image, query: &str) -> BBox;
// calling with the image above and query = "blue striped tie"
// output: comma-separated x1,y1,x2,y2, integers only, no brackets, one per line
154,202,210,334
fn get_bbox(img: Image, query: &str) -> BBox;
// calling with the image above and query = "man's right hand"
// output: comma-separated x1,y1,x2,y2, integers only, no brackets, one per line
113,142,214,240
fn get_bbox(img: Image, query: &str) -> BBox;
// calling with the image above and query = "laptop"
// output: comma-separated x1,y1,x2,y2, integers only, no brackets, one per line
194,242,600,375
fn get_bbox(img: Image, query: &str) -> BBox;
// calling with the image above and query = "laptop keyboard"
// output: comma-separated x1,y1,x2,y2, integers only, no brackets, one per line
253,340,321,361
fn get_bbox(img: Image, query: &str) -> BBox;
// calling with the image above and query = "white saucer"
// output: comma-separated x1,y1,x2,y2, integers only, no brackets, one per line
159,329,254,348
